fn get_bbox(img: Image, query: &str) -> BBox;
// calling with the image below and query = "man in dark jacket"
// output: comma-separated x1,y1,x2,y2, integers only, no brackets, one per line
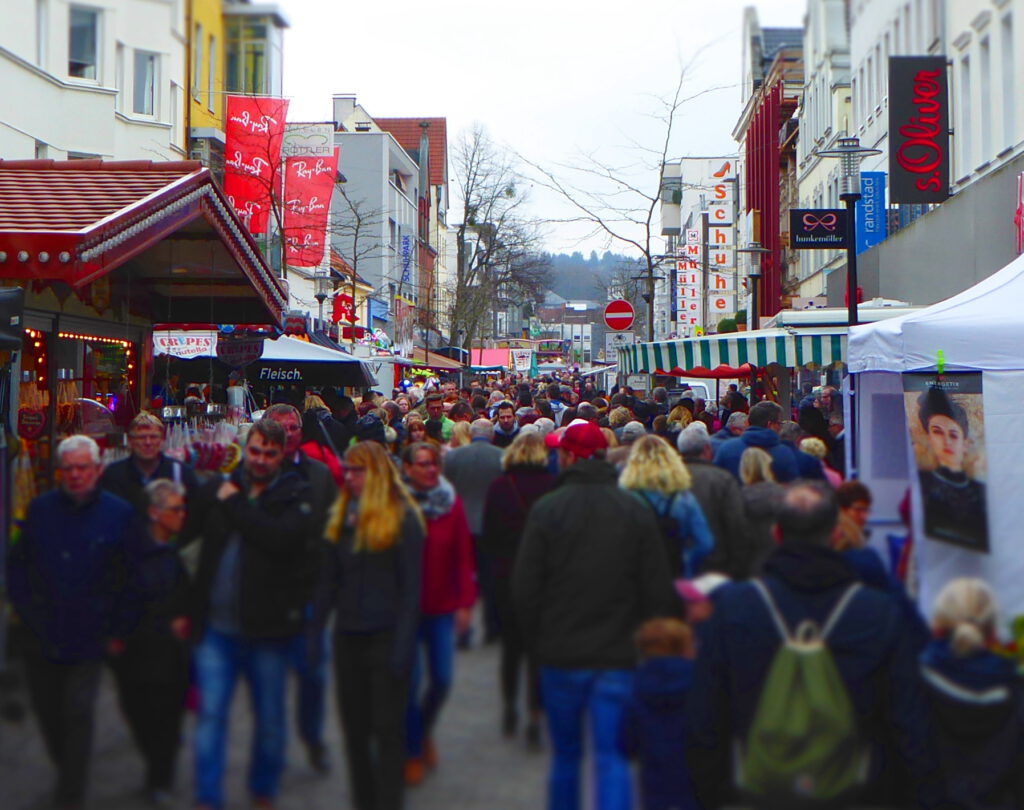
514,421,676,810
492,401,521,449
265,403,337,774
677,425,748,579
191,419,316,810
8,434,139,809
686,483,939,810
714,401,799,482
778,420,826,480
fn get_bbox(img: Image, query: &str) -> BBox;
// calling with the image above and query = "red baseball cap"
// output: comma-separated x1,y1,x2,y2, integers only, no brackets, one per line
544,421,608,458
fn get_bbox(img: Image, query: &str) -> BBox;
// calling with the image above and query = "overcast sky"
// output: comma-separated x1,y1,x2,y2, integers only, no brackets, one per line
282,0,805,255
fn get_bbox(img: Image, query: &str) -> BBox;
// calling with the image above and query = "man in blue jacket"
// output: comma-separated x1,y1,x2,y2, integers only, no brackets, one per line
686,483,938,809
713,401,799,482
8,434,139,809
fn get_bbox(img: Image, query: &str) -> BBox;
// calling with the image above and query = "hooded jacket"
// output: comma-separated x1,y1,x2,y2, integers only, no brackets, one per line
513,459,677,670
410,477,477,616
686,545,938,809
713,426,799,483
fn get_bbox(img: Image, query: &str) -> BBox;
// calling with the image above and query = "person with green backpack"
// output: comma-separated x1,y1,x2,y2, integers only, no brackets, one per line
686,482,940,809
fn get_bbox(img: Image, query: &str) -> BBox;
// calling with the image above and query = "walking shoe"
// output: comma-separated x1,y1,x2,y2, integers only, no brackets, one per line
424,738,439,769
404,757,427,786
305,741,331,774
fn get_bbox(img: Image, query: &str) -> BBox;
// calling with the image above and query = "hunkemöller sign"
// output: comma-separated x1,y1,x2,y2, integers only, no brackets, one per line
889,56,950,204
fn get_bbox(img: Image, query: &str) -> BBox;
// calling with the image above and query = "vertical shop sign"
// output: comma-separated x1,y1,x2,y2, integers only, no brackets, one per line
856,172,888,254
224,96,290,234
283,148,339,268
889,56,949,204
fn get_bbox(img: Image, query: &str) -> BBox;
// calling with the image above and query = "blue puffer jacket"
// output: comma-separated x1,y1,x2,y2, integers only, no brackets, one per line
713,426,799,483
630,489,714,578
8,488,139,662
623,656,699,810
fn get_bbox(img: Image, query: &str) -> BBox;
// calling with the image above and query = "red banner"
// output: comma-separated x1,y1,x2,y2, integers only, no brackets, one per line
332,293,357,324
223,96,289,234
282,148,339,268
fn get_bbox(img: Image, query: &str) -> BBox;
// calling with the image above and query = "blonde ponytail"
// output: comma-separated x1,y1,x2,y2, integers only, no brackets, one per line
932,578,997,657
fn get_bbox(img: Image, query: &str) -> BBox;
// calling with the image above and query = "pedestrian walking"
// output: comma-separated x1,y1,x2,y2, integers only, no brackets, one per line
110,479,191,807
514,420,677,810
318,441,425,810
619,435,714,579
481,432,557,745
190,418,317,810
714,401,799,483
492,401,521,448
401,442,477,785
737,447,786,578
8,435,139,810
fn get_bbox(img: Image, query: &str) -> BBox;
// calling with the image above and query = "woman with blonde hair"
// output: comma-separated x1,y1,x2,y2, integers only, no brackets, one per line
620,435,713,578
318,441,425,810
922,578,1024,810
737,447,784,578
481,432,557,744
448,420,472,451
801,435,842,488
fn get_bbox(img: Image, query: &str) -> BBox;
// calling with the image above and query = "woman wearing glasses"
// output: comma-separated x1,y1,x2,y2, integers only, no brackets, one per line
400,441,477,786
319,441,425,810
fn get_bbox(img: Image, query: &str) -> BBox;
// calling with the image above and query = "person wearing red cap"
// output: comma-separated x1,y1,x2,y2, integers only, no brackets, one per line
514,421,677,810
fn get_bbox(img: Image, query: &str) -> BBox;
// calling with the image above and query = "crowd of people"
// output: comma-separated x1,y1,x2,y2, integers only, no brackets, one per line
5,373,1022,810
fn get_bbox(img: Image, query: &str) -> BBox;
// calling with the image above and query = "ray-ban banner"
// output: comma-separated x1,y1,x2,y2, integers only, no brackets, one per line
283,148,339,268
224,96,290,234
889,56,950,204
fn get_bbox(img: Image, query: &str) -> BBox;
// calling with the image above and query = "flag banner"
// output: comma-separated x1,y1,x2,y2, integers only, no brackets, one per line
889,56,950,204
224,96,290,234
333,293,357,324
283,148,339,268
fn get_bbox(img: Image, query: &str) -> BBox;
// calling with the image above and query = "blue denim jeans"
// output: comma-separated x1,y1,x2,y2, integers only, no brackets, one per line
541,667,636,810
288,627,330,748
405,613,455,757
193,629,294,808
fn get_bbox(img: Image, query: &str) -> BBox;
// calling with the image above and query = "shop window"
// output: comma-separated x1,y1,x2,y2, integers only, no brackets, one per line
68,5,99,80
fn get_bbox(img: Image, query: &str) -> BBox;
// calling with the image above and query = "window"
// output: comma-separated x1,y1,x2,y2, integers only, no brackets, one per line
133,50,157,115
959,55,972,175
115,42,124,110
1002,15,1015,149
207,36,216,111
68,6,99,79
36,0,48,67
170,83,181,146
980,37,991,161
192,23,202,98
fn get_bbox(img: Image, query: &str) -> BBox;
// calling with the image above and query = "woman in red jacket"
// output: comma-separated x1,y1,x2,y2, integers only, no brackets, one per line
400,441,477,785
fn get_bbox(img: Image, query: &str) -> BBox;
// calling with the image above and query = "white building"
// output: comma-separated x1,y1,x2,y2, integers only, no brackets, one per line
796,0,853,297
1,0,187,160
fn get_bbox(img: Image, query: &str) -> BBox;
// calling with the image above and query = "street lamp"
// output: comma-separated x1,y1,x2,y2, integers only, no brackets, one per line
816,137,882,327
314,270,331,332
737,242,770,330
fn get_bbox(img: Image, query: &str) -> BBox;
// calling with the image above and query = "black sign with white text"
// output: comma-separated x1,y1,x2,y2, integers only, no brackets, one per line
790,209,848,249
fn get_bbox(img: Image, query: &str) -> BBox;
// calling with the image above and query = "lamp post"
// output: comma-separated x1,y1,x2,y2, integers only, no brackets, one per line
314,270,331,333
816,137,882,327
737,242,770,331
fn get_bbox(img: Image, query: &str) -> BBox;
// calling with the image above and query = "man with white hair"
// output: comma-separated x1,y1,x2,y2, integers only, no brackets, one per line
677,425,748,579
8,434,139,809
710,411,748,453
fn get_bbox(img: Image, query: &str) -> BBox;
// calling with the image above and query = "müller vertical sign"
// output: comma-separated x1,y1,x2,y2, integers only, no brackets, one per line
889,56,950,204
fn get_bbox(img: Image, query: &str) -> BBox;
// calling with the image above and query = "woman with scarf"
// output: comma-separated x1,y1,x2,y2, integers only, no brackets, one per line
319,441,424,810
400,441,477,786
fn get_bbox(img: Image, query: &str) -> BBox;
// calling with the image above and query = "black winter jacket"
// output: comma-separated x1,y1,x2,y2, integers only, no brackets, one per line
513,459,677,670
191,468,315,639
101,453,205,544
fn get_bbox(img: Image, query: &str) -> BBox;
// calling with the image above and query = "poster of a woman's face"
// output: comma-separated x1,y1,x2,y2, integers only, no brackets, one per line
903,373,989,552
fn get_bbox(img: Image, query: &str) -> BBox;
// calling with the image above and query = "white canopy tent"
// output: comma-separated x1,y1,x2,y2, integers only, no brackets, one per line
848,252,1024,623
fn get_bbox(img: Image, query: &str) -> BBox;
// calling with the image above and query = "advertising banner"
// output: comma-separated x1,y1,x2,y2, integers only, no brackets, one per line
903,373,989,552
401,235,413,283
707,180,735,225
676,264,703,328
215,334,266,368
889,56,950,204
224,96,290,234
153,330,217,359
856,172,888,254
511,348,533,373
333,293,357,324
282,123,335,158
283,148,339,268
790,209,848,249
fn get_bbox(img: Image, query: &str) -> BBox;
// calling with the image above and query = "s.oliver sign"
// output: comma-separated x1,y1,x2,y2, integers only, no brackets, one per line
889,56,950,204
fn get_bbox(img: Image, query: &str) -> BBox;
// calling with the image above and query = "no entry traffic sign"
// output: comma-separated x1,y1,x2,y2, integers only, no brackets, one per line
604,299,635,331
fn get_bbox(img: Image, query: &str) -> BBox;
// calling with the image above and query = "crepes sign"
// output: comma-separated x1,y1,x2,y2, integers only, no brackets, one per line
153,331,217,359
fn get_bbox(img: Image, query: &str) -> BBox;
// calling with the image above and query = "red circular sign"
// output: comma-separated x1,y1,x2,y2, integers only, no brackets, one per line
603,299,635,331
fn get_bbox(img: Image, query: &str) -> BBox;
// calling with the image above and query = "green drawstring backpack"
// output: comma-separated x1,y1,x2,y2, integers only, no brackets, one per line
737,579,870,806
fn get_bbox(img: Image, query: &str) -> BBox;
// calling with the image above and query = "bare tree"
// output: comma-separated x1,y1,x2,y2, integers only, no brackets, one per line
449,125,550,349
329,185,388,344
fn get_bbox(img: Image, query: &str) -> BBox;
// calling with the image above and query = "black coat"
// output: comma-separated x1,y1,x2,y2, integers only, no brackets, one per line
513,459,677,670
101,453,206,545
480,466,557,560
192,469,316,639
684,458,747,578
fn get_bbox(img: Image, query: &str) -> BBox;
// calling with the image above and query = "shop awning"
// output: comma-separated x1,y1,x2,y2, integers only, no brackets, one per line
0,159,286,326
620,328,848,376
411,347,464,370
468,348,510,370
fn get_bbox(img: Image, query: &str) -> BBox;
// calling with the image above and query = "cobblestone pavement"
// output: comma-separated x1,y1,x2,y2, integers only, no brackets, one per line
0,638,549,810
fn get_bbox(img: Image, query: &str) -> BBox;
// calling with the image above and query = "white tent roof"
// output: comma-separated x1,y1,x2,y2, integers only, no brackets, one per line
260,335,364,363
848,252,1024,373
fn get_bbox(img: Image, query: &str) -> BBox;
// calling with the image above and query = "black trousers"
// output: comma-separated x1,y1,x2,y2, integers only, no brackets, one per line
334,632,410,810
110,637,189,791
475,538,502,640
24,649,103,805
495,572,541,715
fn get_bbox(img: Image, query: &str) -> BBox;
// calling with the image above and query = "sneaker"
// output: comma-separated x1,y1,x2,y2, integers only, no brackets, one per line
305,741,331,774
424,738,438,769
404,757,427,786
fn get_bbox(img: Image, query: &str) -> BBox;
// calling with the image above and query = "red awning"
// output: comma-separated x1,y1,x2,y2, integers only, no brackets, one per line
468,348,510,369
0,159,286,325
657,363,754,379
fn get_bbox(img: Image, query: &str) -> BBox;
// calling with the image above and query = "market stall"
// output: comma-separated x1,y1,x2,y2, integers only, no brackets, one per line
848,251,1024,621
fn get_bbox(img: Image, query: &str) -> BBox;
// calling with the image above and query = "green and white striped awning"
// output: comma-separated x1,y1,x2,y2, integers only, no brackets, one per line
620,328,848,375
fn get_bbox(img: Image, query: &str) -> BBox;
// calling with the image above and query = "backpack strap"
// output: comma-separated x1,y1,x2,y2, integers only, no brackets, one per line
751,579,792,643
752,579,862,644
821,583,862,642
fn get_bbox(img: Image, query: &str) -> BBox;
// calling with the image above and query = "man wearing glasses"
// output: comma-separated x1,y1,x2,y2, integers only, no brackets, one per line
8,434,140,810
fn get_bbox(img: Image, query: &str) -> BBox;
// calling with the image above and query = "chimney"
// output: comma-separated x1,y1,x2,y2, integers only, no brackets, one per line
332,94,356,130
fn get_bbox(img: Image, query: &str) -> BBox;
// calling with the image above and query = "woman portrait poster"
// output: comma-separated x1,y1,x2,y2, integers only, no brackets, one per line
902,373,990,552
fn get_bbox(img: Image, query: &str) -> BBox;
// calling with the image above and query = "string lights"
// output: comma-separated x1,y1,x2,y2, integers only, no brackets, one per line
58,331,132,347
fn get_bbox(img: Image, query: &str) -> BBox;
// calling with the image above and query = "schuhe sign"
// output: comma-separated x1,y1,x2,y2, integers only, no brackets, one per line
889,56,950,204
790,209,848,249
